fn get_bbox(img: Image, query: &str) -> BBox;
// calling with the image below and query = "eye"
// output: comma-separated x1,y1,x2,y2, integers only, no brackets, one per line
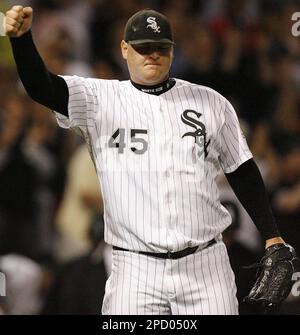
135,45,151,54
155,45,173,54
133,44,172,55
157,45,172,53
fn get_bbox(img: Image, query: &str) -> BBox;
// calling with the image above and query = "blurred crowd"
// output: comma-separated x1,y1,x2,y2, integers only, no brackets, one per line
0,0,300,315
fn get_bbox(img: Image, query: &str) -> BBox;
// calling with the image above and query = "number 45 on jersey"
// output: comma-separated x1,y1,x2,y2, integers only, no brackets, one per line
109,128,148,155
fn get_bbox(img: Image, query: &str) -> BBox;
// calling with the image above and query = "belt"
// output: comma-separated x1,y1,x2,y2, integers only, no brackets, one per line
112,238,217,260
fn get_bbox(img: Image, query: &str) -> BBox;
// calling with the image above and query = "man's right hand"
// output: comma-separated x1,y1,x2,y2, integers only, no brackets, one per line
5,5,33,38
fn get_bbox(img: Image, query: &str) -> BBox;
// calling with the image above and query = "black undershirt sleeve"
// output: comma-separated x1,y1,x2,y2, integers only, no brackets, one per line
225,158,280,241
10,30,69,116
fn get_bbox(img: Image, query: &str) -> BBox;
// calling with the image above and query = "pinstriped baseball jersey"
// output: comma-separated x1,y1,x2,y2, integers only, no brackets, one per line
54,77,252,253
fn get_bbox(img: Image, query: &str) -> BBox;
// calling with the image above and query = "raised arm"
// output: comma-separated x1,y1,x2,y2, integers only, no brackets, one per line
5,5,69,116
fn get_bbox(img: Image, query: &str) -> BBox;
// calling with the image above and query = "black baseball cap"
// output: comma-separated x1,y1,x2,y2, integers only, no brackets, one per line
124,9,175,45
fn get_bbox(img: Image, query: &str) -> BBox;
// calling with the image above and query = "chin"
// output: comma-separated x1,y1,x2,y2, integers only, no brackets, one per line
143,71,166,85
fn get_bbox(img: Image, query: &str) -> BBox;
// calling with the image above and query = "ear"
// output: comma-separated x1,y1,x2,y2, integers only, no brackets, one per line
121,40,128,60
171,46,175,61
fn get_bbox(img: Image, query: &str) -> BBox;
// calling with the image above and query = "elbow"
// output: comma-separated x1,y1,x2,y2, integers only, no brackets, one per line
24,85,53,109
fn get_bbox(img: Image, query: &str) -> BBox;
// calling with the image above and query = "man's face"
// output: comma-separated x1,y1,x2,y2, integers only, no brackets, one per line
121,41,174,85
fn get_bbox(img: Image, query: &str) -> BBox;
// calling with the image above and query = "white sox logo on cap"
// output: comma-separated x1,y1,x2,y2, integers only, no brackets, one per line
124,9,174,44
146,17,161,33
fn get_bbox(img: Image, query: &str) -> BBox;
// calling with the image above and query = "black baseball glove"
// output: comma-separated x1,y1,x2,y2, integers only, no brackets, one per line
244,243,299,311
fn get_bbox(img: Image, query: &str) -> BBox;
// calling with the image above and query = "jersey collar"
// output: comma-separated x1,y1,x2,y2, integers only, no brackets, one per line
130,78,176,96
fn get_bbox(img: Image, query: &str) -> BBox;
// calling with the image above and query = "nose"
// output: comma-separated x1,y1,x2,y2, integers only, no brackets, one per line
149,51,160,60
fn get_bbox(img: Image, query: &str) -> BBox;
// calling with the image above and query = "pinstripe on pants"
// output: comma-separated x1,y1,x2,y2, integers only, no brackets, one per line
101,240,238,315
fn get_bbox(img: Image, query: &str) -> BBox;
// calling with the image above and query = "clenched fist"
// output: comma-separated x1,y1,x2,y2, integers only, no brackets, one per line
5,5,33,38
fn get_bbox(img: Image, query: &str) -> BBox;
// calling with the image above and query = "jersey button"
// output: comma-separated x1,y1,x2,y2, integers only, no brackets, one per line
165,195,172,204
165,171,171,178
168,292,176,299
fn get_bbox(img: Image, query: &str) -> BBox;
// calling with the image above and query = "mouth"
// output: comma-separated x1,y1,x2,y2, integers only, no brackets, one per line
145,63,161,68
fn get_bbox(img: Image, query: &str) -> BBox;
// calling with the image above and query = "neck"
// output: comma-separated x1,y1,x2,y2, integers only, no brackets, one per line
130,78,176,96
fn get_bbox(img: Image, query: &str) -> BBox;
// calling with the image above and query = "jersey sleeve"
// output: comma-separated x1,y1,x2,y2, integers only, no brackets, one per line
218,99,253,174
53,75,99,135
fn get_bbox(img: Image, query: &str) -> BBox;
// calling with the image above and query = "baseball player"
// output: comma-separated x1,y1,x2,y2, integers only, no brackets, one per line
4,6,298,315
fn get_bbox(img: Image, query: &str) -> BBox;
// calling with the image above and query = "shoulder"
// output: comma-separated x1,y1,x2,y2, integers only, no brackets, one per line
173,78,228,104
59,75,124,89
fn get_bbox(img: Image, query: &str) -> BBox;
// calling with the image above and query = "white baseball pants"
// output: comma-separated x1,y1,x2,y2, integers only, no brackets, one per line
102,240,238,315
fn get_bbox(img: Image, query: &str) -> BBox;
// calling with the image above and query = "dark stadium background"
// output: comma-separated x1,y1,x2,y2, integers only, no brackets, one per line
0,0,299,315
